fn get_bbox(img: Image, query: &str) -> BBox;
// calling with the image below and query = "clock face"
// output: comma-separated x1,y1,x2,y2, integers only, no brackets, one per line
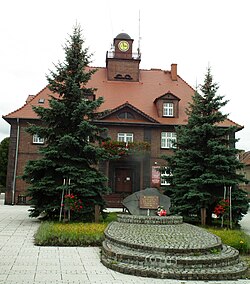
118,40,129,52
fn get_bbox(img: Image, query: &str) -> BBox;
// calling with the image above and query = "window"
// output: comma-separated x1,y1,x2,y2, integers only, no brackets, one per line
33,134,44,144
117,133,133,142
163,102,174,117
38,98,45,104
161,167,171,186
114,74,122,79
118,112,134,119
161,132,176,148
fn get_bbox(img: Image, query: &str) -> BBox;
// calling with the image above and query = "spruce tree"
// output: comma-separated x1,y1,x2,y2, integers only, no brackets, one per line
162,68,249,224
23,25,111,220
0,137,9,189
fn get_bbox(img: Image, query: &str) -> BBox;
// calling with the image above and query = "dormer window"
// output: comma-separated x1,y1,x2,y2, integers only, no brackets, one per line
124,74,132,80
114,74,123,79
114,74,133,81
154,92,180,118
38,98,45,104
163,102,174,117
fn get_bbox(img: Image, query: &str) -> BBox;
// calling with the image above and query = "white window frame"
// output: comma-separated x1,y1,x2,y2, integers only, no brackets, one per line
117,133,134,142
161,167,171,186
38,98,45,104
163,102,174,117
33,134,44,144
161,132,176,149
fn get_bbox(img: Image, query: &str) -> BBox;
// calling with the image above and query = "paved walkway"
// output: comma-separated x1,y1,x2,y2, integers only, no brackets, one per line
0,203,249,284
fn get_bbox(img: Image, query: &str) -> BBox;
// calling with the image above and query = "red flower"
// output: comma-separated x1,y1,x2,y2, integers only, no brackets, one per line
156,206,167,216
64,194,83,212
214,199,229,217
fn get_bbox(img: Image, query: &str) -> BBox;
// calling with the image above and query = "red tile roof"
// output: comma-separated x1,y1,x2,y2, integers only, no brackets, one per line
240,151,250,165
3,67,243,130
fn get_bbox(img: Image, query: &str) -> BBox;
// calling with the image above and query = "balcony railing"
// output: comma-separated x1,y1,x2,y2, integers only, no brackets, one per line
106,51,141,60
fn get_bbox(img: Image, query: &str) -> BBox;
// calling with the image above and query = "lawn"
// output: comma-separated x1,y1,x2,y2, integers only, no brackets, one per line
34,212,117,246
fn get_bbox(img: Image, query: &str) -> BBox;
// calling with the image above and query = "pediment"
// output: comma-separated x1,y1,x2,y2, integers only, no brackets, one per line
154,91,181,103
98,102,159,123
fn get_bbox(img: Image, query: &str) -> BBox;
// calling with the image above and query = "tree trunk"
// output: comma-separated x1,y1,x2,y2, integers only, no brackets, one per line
201,207,206,226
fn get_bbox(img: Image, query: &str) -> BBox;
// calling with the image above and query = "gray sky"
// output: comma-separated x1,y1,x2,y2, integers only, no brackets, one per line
1,0,249,150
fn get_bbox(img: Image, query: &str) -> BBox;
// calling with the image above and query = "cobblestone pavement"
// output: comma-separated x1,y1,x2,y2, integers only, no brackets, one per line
0,200,249,284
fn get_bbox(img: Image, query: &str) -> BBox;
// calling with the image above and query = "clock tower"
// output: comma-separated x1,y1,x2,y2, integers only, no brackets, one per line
106,33,141,82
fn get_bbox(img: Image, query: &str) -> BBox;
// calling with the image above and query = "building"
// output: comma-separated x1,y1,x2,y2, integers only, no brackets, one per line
238,151,250,199
3,32,242,207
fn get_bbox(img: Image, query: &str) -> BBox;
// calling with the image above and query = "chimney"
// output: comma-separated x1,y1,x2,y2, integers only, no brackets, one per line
171,63,177,81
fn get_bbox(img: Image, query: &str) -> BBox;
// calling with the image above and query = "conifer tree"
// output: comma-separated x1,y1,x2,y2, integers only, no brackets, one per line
0,137,9,189
23,25,111,220
162,68,249,224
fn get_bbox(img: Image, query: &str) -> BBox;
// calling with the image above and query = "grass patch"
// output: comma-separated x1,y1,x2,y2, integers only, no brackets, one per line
34,212,118,246
206,227,250,254
35,222,108,246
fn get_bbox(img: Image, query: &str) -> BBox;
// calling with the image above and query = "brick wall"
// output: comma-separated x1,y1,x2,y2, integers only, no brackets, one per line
6,119,174,204
107,59,140,82
5,119,43,204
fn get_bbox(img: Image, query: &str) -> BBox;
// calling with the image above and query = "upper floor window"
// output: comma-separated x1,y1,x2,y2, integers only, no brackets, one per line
33,134,44,144
163,102,174,117
161,132,176,149
117,133,133,142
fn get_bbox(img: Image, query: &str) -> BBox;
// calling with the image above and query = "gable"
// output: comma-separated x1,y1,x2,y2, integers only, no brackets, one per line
154,92,181,103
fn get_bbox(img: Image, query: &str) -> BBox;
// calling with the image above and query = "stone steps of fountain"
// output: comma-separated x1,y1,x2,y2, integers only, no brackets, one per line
102,239,241,269
101,215,248,280
101,252,247,280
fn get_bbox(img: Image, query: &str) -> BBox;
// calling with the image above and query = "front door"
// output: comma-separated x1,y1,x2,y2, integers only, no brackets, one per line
115,168,133,193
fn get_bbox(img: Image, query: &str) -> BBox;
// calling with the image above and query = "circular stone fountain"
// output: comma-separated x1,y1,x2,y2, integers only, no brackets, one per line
101,214,248,280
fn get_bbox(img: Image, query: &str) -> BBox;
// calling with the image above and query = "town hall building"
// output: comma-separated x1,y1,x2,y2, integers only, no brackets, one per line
3,33,242,207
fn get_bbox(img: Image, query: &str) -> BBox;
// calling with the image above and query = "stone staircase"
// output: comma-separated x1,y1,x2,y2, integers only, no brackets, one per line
101,215,248,280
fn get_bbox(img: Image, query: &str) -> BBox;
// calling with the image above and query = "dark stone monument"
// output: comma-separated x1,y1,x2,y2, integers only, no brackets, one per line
122,187,171,216
102,187,247,280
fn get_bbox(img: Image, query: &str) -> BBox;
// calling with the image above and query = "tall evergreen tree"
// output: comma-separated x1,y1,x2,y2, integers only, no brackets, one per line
23,25,111,220
162,68,248,224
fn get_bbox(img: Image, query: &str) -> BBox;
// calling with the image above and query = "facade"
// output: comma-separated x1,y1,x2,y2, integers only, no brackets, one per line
239,151,250,199
3,33,242,207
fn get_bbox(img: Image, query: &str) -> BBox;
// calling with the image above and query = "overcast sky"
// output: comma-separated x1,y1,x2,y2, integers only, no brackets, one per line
1,0,249,150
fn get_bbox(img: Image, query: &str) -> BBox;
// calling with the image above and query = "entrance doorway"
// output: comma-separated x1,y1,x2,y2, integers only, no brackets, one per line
115,168,133,193
104,161,140,207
